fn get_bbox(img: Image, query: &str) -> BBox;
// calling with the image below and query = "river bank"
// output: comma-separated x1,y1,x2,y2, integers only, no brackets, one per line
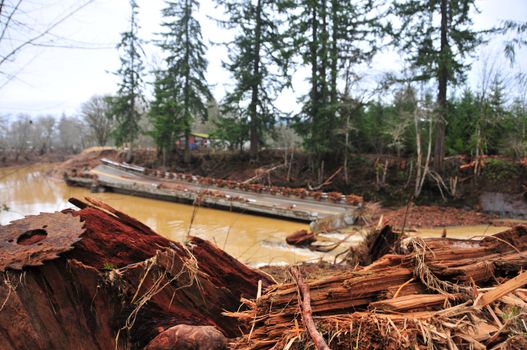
3,147,526,235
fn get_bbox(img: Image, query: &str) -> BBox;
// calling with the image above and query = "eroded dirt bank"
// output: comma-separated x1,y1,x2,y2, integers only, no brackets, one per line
36,147,526,208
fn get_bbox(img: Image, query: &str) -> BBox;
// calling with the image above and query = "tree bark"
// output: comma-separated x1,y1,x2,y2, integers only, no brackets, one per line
249,0,263,160
434,0,448,174
183,0,191,164
330,0,338,136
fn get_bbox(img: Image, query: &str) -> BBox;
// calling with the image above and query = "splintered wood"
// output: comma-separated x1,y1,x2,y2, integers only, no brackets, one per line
230,225,527,349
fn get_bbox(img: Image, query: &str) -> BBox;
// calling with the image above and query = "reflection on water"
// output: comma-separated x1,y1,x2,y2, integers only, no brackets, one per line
0,164,325,265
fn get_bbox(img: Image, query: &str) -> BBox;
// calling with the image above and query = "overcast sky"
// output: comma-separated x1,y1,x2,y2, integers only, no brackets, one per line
0,0,525,119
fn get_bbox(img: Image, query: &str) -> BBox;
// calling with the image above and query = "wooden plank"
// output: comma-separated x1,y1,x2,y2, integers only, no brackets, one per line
474,271,527,309
369,294,455,312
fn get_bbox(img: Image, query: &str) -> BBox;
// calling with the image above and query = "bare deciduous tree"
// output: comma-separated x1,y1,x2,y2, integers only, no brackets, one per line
0,1,95,89
33,116,55,154
80,95,114,146
413,91,434,198
7,115,32,160
57,115,87,153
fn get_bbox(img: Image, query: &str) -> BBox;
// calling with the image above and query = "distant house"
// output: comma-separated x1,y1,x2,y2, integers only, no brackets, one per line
176,132,210,150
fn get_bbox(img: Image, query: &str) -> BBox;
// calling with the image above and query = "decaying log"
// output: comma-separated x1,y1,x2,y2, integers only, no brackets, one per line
0,198,270,350
367,225,400,261
368,293,459,312
231,225,527,349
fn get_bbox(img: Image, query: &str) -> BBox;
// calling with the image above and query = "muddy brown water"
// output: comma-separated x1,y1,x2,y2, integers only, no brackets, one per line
0,164,517,265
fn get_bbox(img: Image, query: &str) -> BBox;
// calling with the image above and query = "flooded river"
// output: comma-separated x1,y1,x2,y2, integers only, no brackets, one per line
0,164,329,265
1,164,518,266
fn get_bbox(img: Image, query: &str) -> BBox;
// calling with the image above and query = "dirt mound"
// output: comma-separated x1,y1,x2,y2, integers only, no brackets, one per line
379,204,497,229
54,146,118,175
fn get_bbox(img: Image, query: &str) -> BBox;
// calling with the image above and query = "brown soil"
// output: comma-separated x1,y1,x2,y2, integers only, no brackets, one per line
22,147,523,237
378,204,500,229
36,147,527,210
52,146,118,176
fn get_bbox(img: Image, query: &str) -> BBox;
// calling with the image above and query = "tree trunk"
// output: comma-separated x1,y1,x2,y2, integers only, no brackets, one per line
184,131,191,164
344,114,350,184
127,141,133,163
249,0,263,160
475,125,481,176
320,0,329,150
330,0,338,135
415,106,433,198
183,0,192,165
434,0,448,174
0,200,270,349
414,108,422,197
310,2,318,146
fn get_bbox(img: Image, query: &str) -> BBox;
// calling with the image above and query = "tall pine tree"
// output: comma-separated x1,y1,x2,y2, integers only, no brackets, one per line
150,0,211,164
394,0,487,172
289,0,383,175
215,0,291,159
112,0,145,161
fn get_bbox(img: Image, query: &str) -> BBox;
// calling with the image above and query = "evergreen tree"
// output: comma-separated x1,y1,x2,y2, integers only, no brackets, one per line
289,0,383,173
210,112,249,152
150,0,211,164
149,70,181,165
215,0,291,159
484,75,507,154
446,89,479,154
502,21,527,64
393,0,488,172
112,0,145,161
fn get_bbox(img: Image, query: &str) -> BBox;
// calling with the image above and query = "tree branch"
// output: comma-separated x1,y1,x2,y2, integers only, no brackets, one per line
289,266,330,350
0,0,94,66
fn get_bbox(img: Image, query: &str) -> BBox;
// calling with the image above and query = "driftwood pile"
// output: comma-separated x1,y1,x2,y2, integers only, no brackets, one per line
231,225,527,349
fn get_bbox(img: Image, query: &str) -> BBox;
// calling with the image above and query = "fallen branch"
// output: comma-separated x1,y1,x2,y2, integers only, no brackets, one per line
309,166,342,191
289,267,330,350
243,164,285,184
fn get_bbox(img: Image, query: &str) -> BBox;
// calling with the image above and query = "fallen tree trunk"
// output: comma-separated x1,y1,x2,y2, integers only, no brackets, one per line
230,225,527,349
0,197,270,349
